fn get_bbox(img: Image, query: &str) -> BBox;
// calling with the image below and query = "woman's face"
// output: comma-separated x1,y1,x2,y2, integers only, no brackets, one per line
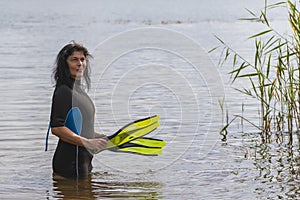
67,51,87,79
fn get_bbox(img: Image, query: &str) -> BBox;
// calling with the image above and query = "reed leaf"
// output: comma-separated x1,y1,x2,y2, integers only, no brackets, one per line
263,35,277,50
214,35,225,45
239,17,263,22
235,88,253,97
224,48,230,61
260,10,270,26
265,41,287,54
237,73,259,78
239,8,260,21
249,30,272,39
208,46,220,53
289,14,300,35
265,2,286,10
233,54,237,66
266,53,272,77
245,8,257,17
249,77,259,98
229,62,249,82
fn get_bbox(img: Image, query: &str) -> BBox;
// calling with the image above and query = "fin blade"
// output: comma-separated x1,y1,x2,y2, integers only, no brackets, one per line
95,137,166,154
129,137,166,148
106,115,160,148
110,146,163,156
107,115,160,140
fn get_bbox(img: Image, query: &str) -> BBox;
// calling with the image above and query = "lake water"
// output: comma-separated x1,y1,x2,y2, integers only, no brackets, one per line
0,0,298,199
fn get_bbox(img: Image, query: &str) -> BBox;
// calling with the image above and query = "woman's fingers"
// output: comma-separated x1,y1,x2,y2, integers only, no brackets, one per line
83,138,107,151
95,138,107,149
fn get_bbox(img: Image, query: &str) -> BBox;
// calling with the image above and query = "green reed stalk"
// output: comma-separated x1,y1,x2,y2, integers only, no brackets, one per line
213,0,300,136
289,0,300,131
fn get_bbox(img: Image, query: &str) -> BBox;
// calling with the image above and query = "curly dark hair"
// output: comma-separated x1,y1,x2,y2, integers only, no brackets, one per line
53,41,92,90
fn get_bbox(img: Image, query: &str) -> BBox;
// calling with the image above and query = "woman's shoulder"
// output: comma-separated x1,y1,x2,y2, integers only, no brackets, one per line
54,84,73,96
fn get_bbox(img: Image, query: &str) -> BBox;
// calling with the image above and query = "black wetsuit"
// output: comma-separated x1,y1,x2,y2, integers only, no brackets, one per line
50,79,95,178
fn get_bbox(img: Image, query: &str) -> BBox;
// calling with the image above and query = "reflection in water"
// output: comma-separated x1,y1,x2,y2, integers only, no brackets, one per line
250,133,300,199
52,172,163,199
52,176,96,199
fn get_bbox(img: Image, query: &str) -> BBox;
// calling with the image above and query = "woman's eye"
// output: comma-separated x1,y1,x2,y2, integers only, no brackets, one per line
69,57,85,62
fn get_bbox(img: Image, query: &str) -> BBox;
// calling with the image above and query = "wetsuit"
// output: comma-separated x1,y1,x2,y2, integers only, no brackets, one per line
50,79,95,178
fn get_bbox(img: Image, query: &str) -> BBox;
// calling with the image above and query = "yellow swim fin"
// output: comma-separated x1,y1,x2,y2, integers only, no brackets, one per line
108,137,166,156
105,115,160,148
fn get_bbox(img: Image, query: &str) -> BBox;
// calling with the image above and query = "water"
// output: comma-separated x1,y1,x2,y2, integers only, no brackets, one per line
0,0,298,199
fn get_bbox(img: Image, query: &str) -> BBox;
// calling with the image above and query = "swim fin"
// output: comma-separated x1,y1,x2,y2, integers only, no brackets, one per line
107,137,166,156
124,137,166,148
105,115,160,148
109,143,163,156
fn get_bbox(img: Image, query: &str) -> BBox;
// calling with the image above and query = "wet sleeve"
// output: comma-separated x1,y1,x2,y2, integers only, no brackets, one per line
50,85,72,127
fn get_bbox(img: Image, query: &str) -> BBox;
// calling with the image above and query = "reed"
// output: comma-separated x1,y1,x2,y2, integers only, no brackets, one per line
213,0,300,141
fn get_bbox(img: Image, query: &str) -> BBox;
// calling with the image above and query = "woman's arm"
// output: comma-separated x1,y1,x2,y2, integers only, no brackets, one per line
51,127,107,151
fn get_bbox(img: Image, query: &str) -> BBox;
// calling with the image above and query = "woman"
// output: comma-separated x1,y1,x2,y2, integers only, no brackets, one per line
50,41,107,178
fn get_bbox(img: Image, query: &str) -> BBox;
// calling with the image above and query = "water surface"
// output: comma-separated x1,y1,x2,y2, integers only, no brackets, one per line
0,0,297,199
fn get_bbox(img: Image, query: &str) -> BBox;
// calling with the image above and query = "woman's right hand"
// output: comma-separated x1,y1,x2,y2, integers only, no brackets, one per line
82,138,107,152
